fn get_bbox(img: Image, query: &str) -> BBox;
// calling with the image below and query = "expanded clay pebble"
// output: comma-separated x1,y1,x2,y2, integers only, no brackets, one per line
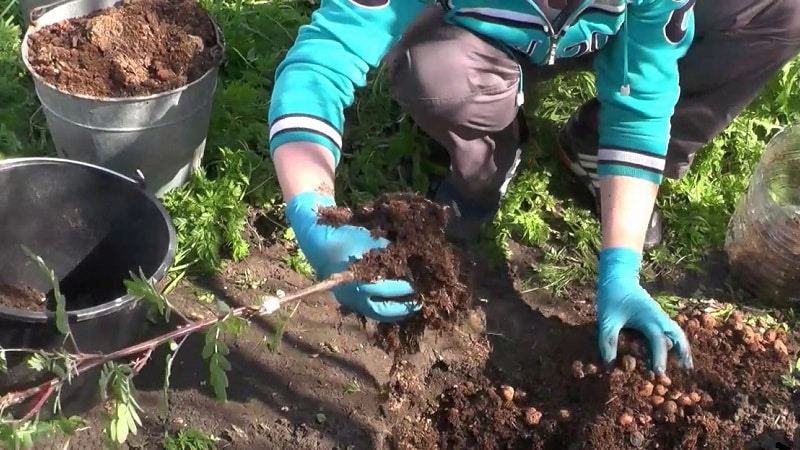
699,313,717,329
662,400,678,416
500,385,515,403
729,311,745,331
584,363,598,375
571,361,584,379
638,381,654,397
654,384,668,396
651,395,665,406
620,355,637,372
774,339,789,355
742,327,758,345
618,413,634,426
524,408,542,426
700,393,714,408
677,394,694,407
666,390,682,401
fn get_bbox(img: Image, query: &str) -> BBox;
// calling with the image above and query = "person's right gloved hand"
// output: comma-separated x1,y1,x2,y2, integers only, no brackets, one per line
284,191,421,322
595,247,693,376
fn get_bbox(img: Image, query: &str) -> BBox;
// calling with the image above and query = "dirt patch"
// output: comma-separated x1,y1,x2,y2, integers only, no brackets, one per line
35,233,800,450
26,0,221,98
0,284,46,312
317,193,475,357
393,305,798,450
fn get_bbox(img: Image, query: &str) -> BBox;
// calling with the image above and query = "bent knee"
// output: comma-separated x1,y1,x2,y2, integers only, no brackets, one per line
749,0,800,43
388,24,520,126
772,0,800,42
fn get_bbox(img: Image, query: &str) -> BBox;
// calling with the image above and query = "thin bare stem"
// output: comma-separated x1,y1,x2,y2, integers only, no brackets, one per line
0,270,357,416
269,271,356,304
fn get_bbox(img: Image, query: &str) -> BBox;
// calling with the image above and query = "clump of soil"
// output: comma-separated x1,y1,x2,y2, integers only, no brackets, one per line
317,193,474,356
0,284,46,312
395,307,797,449
26,0,221,97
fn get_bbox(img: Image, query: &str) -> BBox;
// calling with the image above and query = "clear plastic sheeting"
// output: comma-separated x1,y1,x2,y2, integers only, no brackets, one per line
725,122,800,304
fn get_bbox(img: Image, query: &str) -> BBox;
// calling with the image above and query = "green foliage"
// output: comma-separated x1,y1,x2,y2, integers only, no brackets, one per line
161,148,256,274
99,362,143,445
163,427,218,450
0,416,84,449
202,316,246,403
124,268,173,322
21,246,69,336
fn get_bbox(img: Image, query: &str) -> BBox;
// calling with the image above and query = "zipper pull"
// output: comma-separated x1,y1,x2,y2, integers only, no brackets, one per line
547,40,557,65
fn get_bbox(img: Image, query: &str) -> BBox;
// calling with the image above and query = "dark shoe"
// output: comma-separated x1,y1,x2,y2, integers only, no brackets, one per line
431,111,528,244
433,178,503,244
556,104,663,249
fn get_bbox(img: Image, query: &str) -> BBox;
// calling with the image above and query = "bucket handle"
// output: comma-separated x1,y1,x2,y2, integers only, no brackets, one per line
134,169,147,191
29,0,84,26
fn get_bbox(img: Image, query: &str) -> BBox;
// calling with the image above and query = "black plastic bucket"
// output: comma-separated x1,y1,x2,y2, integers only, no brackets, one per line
0,157,176,418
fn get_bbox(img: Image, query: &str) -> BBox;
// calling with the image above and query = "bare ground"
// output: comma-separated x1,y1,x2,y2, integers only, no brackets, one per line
33,217,800,450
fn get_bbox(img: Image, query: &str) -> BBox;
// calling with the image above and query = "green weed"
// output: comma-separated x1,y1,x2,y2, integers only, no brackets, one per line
163,427,218,450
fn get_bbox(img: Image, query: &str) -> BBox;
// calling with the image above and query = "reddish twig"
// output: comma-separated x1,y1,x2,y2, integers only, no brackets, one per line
0,271,356,418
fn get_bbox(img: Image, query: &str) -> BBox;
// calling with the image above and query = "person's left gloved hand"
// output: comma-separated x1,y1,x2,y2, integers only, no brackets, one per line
595,247,693,376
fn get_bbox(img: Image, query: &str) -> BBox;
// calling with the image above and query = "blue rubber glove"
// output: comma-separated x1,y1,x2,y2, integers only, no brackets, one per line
285,191,421,322
596,247,693,376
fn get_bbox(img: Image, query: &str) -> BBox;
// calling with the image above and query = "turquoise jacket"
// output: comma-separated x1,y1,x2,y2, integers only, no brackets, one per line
268,0,696,185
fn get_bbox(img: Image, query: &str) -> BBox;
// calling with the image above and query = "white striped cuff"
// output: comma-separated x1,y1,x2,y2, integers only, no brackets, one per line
269,114,343,151
597,147,666,176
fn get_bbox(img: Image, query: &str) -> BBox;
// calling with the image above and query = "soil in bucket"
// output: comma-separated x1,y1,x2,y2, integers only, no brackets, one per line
0,284,46,312
317,193,475,358
390,307,797,449
26,0,221,98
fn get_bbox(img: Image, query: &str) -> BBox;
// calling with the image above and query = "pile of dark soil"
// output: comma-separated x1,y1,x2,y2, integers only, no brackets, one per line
318,193,474,356
393,308,798,449
26,0,221,97
0,284,46,312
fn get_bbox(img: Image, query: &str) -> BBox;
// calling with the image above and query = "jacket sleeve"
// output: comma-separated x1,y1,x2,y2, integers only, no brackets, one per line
593,0,696,185
268,0,430,166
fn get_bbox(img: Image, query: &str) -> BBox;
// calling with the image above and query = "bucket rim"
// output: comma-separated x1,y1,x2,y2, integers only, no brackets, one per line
0,157,178,323
20,0,226,103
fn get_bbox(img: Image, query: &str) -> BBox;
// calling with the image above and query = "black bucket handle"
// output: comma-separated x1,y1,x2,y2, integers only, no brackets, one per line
134,169,147,191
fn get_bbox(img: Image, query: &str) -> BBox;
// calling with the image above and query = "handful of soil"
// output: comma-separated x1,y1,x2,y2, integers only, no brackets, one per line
26,0,221,97
318,193,474,356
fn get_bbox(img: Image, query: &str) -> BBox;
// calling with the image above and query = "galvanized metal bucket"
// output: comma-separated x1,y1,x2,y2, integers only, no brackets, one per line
18,0,58,28
21,0,225,198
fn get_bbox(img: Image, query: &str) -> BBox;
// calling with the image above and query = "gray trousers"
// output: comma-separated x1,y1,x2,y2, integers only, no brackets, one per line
386,0,800,199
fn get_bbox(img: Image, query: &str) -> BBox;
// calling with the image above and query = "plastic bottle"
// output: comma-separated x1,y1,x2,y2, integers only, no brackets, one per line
725,122,800,305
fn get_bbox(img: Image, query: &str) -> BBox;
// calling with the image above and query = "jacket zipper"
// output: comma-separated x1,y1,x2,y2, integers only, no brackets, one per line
527,0,592,65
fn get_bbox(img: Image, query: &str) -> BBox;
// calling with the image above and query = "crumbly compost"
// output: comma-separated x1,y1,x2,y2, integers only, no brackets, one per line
393,308,797,449
318,193,474,356
26,0,220,97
